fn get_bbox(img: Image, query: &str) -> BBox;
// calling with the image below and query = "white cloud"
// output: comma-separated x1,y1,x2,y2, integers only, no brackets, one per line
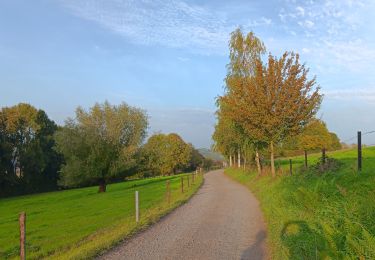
322,39,375,71
261,17,272,25
60,0,272,55
323,88,375,102
304,20,314,28
302,47,310,53
177,57,190,62
296,6,305,16
277,0,375,72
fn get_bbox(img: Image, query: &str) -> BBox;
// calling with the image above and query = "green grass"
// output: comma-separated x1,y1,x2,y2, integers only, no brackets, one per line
0,173,203,259
226,147,375,259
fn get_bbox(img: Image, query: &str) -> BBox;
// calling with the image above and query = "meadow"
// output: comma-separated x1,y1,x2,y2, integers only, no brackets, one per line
0,173,203,259
226,147,375,259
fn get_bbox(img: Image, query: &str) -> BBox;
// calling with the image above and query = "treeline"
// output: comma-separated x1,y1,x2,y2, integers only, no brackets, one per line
0,102,215,197
213,28,341,176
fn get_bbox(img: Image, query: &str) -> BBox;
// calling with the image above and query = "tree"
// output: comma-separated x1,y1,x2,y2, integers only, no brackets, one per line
298,119,332,152
214,28,267,174
189,147,205,171
221,50,322,177
0,116,12,196
212,114,239,167
297,119,332,167
329,132,342,151
55,101,148,192
0,103,61,197
227,28,266,78
141,133,192,176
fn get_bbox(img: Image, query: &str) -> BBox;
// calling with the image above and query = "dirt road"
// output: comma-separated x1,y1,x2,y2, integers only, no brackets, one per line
100,169,267,260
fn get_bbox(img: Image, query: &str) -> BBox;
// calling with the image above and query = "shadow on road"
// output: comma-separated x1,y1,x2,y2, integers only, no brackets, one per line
241,230,267,260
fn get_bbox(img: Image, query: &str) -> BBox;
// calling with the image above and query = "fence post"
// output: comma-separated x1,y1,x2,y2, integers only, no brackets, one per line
358,131,362,172
166,180,171,204
19,212,26,260
135,191,139,223
192,173,195,184
181,177,184,193
304,150,308,168
322,148,326,164
289,159,293,176
187,175,190,188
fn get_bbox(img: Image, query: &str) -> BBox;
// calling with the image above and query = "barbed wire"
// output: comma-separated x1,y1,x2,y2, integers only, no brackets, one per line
343,130,375,143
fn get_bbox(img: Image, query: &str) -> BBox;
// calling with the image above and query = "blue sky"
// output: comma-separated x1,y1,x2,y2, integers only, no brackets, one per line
1,0,375,148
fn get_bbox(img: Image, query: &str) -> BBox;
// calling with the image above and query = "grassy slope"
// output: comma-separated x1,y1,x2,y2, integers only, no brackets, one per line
226,147,375,259
0,173,203,259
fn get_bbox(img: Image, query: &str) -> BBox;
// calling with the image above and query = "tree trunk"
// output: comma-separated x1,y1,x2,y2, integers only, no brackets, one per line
244,156,246,170
304,150,308,168
238,150,241,168
255,149,261,176
229,155,232,167
98,179,106,193
270,141,275,178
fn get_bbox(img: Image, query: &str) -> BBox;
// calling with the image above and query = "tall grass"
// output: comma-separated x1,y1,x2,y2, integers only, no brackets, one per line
0,173,203,259
226,147,375,259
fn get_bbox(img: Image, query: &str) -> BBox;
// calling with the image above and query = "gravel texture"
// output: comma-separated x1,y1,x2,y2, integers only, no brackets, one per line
99,169,267,260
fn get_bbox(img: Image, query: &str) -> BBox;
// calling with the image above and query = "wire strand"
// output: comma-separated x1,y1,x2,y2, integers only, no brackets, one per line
343,130,375,143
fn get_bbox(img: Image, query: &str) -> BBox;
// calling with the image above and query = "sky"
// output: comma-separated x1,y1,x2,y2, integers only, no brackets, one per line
1,0,375,148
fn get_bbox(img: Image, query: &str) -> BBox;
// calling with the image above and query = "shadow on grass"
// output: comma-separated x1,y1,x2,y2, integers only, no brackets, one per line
281,221,334,260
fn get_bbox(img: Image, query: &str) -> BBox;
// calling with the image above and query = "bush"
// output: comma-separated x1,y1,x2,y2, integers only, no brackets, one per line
299,156,342,175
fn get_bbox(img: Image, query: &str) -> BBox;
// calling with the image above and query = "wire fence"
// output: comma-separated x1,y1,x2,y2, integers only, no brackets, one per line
3,170,205,260
343,130,375,143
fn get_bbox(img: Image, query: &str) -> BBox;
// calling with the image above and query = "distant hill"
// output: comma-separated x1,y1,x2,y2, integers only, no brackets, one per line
197,148,224,161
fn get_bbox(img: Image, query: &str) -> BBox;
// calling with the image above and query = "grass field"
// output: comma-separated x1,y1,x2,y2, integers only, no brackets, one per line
0,173,203,259
226,147,375,259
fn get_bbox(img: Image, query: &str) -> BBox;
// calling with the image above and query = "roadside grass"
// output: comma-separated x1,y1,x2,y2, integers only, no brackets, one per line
226,147,375,259
0,173,203,259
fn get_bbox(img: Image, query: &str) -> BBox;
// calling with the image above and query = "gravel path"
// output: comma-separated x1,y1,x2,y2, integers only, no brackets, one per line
99,169,267,260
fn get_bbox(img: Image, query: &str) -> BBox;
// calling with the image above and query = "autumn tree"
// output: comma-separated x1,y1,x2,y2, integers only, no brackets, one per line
140,133,192,176
212,114,239,167
297,119,341,166
298,119,332,150
329,132,342,151
221,42,322,176
213,28,267,173
55,101,147,192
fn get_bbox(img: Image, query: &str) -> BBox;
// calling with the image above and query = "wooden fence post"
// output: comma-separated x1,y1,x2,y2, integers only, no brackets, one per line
192,173,195,184
304,150,308,168
187,175,190,188
358,131,362,172
19,212,26,260
135,191,139,223
181,177,184,193
322,148,326,164
289,159,293,176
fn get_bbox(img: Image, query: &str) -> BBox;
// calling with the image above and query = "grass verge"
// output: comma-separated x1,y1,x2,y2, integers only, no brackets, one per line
0,173,203,259
226,147,375,259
